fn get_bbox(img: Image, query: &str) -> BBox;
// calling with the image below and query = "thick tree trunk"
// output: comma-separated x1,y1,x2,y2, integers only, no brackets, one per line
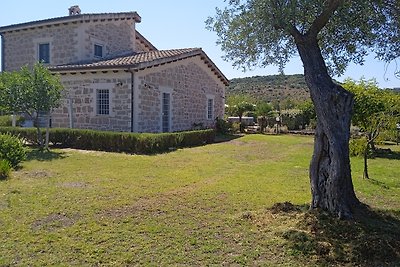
297,38,359,219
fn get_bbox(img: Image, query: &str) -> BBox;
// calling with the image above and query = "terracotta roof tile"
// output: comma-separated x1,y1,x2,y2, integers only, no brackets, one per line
50,48,199,69
50,48,228,86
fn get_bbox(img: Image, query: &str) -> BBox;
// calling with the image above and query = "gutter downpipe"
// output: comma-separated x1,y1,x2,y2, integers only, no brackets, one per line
130,69,135,133
1,34,4,72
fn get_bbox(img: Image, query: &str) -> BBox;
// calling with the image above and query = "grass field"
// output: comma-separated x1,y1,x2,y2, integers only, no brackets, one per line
0,134,399,266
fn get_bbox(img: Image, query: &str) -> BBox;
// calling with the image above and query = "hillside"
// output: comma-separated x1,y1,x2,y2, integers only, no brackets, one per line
227,74,310,103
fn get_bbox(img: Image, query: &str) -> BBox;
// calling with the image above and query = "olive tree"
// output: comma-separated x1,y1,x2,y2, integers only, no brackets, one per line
207,0,400,218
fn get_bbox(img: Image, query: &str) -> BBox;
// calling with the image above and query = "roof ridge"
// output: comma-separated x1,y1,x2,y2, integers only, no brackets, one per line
0,12,141,33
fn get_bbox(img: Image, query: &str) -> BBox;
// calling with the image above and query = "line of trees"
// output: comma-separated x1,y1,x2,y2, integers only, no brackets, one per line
225,94,316,133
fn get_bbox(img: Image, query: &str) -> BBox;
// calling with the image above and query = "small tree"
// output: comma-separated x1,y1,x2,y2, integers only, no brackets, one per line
256,102,274,132
0,63,63,150
344,78,399,179
297,100,316,129
226,95,255,132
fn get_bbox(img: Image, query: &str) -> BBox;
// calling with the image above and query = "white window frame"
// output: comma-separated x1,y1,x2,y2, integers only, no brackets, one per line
206,94,215,120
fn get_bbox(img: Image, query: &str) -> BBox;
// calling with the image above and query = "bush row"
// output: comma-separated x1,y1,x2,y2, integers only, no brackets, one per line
0,127,216,154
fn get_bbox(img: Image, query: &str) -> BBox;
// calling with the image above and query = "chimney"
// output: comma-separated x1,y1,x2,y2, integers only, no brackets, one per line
69,5,81,16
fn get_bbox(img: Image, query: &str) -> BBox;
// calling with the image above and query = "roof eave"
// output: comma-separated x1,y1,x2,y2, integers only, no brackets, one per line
50,49,229,86
0,12,141,34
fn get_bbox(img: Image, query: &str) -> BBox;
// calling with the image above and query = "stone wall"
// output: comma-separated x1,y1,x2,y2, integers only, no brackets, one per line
2,23,80,71
136,58,225,133
51,71,132,132
2,20,136,71
85,21,136,59
51,57,225,134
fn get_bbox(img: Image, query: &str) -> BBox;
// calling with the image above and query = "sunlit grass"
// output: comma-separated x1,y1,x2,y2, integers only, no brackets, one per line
0,134,398,266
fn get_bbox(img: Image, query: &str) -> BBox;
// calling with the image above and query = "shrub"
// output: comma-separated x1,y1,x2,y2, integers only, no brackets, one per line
230,122,241,133
0,115,25,127
0,127,215,154
0,159,11,180
0,133,27,168
349,138,372,158
215,118,232,135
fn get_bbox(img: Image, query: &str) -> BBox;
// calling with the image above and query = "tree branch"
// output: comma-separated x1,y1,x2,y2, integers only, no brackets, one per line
308,0,344,38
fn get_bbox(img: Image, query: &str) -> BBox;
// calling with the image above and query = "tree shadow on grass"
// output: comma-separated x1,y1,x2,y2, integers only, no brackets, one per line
367,178,391,190
26,149,67,162
374,148,400,160
214,134,243,143
274,202,400,266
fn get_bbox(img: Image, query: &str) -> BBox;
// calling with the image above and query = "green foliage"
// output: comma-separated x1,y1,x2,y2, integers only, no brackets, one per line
0,127,215,154
349,138,370,158
206,1,399,75
0,115,25,127
0,159,11,180
0,62,63,149
344,78,399,139
255,102,274,118
225,95,256,117
281,109,303,130
215,118,232,135
0,133,26,168
297,101,316,126
227,74,309,103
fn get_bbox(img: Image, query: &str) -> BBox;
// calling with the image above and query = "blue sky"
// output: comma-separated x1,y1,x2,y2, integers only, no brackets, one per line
0,0,399,88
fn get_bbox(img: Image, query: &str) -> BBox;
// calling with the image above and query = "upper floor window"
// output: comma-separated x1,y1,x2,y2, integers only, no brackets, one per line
96,89,110,115
38,43,50,64
94,44,103,58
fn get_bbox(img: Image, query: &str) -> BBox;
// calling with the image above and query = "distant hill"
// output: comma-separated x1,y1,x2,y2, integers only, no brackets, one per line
227,74,310,103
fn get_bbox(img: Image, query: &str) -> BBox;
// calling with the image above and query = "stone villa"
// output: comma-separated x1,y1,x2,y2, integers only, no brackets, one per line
0,6,228,133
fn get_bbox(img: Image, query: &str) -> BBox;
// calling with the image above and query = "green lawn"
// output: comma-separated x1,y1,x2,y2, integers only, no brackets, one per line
0,134,399,266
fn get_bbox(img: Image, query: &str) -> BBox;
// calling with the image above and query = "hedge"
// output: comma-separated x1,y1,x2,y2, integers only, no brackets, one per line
0,127,216,154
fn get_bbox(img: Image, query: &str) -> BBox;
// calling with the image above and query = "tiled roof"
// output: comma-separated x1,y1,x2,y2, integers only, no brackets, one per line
0,12,141,33
50,48,229,85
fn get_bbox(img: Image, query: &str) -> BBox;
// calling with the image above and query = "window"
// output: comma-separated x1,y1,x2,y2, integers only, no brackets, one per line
162,92,171,132
207,98,214,120
96,89,110,115
38,43,50,63
94,44,103,58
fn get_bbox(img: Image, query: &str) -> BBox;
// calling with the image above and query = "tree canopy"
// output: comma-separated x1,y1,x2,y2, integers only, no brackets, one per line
344,78,400,179
0,63,63,149
207,0,400,75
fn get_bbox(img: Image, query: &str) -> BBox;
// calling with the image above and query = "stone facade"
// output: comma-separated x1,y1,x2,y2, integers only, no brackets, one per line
85,21,136,60
52,71,132,132
1,18,137,71
2,23,80,71
135,58,224,132
51,57,225,133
